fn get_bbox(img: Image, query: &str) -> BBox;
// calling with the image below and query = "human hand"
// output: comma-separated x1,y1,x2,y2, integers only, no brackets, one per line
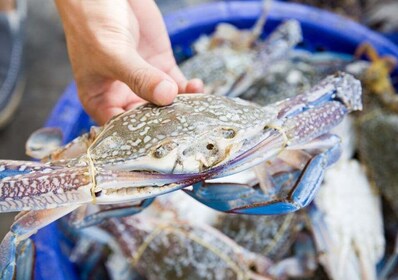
55,0,203,125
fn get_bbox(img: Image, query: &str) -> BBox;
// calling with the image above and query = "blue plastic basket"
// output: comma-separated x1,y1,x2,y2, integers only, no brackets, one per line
32,1,398,279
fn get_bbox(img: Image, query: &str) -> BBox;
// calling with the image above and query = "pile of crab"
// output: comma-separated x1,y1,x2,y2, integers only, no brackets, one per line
1,9,398,280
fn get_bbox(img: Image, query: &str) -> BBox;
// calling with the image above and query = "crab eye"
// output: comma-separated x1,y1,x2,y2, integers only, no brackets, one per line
153,142,176,158
153,148,166,158
206,143,215,150
221,128,236,139
263,125,276,131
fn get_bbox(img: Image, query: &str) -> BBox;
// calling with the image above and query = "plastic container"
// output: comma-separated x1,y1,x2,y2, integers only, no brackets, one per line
32,1,398,279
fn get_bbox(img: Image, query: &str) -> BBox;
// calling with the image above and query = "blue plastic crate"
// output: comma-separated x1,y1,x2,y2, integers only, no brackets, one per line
32,1,398,279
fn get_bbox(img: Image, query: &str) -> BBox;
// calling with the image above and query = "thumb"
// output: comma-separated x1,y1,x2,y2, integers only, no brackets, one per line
111,51,178,106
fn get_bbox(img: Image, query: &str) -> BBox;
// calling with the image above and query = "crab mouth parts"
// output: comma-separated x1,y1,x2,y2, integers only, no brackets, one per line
96,179,202,204
197,145,234,172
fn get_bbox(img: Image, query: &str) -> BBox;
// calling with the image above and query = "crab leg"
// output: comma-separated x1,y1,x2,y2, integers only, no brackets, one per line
0,205,80,279
228,19,303,97
284,140,341,211
0,159,220,212
257,19,302,65
0,160,62,179
274,72,362,118
0,166,92,212
25,127,63,160
69,199,155,228
26,126,102,161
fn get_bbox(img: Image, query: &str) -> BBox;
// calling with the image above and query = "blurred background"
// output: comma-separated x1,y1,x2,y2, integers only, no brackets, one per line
0,0,71,238
0,0,398,241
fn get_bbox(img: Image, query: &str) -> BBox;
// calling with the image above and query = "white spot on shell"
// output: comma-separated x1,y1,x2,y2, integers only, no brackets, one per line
139,126,150,136
144,136,151,143
128,123,145,131
130,139,142,147
121,145,131,150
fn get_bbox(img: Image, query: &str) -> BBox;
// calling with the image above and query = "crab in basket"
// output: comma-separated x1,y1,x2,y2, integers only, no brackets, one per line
0,72,362,279
180,7,303,97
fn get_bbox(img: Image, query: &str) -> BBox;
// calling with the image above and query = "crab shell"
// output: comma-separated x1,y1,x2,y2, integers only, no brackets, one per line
86,94,276,174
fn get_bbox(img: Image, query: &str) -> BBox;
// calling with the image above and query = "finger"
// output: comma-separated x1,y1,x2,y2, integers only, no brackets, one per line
79,81,139,125
111,51,179,106
186,79,204,93
166,65,189,92
166,65,204,93
97,107,125,125
84,93,126,125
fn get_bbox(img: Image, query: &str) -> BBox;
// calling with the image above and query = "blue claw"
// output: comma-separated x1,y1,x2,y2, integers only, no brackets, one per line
185,171,302,215
186,144,340,215
188,182,276,213
0,232,17,280
289,154,328,209
290,143,341,209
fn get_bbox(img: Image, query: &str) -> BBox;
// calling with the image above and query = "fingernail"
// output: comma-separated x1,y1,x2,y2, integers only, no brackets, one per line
153,80,177,105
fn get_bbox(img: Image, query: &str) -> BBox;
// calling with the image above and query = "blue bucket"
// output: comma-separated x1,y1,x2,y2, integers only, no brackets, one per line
32,1,398,279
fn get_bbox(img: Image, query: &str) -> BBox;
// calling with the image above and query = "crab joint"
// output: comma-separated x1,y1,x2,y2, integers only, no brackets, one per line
264,124,289,153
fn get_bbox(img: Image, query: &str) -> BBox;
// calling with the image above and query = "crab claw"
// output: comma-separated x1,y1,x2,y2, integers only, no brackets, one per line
186,136,341,214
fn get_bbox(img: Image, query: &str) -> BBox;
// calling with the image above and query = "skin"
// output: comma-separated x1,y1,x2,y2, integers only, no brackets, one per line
0,0,14,11
55,0,203,125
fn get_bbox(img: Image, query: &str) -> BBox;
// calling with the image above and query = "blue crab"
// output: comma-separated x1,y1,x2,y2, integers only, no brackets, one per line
0,72,361,279
100,215,274,280
63,189,312,280
180,18,303,97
